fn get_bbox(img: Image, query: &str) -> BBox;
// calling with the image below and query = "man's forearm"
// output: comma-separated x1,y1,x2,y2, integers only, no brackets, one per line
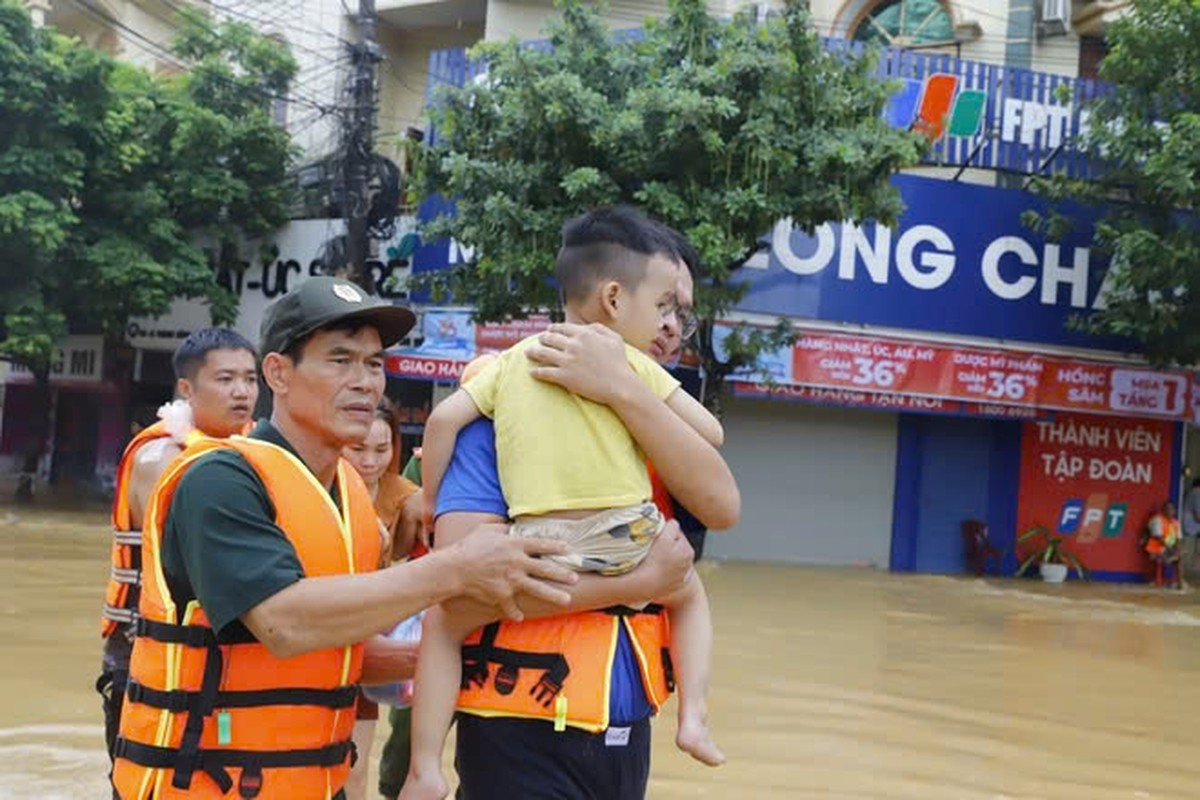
242,550,465,659
611,380,740,530
515,569,657,619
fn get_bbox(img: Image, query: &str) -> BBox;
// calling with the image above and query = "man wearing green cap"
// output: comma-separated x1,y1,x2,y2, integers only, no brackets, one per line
110,277,576,800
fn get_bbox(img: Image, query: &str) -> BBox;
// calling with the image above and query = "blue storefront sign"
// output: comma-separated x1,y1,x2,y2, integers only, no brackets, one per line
734,174,1123,352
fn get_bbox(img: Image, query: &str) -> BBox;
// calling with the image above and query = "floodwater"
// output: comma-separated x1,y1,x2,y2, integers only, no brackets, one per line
3,507,1200,799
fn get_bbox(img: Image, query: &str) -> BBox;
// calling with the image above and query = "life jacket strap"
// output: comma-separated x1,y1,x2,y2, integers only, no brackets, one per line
125,680,359,713
113,737,354,794
134,617,257,647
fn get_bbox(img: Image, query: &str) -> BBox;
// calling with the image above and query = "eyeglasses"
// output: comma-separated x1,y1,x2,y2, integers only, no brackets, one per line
658,299,699,341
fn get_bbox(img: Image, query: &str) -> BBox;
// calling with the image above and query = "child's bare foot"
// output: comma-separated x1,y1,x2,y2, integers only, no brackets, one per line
397,770,449,800
676,717,726,767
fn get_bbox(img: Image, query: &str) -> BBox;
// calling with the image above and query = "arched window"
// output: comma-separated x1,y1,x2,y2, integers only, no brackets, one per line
852,0,955,47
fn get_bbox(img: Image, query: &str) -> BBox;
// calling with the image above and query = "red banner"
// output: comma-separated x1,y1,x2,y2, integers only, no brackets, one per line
1015,414,1176,575
384,354,467,382
732,381,1046,419
776,329,1191,420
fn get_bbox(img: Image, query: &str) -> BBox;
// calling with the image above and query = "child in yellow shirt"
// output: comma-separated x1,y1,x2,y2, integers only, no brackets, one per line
401,209,726,800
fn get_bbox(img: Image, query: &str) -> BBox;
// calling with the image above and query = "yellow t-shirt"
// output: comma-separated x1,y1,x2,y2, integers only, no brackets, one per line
463,333,680,518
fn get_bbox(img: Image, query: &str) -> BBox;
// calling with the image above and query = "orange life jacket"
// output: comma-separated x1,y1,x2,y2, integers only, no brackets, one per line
102,422,172,638
455,466,676,734
457,607,673,734
112,436,380,800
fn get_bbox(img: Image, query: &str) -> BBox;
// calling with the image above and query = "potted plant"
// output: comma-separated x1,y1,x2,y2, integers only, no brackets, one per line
1015,526,1088,583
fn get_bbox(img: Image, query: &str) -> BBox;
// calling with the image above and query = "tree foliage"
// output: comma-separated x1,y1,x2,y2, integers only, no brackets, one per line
414,0,923,410
1029,0,1200,364
0,1,296,376
0,1,295,496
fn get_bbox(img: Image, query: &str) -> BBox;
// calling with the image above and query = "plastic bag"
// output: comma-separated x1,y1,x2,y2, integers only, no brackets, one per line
361,611,424,707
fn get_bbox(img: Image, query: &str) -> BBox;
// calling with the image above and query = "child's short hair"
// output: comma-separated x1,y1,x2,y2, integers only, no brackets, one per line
555,207,682,304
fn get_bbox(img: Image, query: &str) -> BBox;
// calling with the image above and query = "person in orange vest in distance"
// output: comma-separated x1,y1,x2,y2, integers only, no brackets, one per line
98,328,259,789
1144,501,1182,587
110,278,578,800
402,209,740,800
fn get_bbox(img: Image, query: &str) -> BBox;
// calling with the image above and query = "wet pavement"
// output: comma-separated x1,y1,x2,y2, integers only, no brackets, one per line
3,506,1200,798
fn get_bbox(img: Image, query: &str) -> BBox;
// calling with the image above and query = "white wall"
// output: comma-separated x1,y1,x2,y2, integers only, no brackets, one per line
377,21,485,151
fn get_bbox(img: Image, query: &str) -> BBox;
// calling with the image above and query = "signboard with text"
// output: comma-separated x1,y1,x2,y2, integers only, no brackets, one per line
126,219,416,352
734,175,1122,351
385,310,551,381
1015,415,1176,576
718,326,1192,421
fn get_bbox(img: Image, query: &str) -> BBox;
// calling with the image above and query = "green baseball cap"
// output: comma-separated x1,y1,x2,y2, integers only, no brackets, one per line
259,276,416,356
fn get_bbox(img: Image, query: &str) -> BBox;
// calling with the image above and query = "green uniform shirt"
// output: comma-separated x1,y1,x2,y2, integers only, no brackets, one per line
401,454,422,486
161,419,322,638
161,419,348,798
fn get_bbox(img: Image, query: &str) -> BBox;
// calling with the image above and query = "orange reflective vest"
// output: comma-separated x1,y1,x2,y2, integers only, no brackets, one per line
456,467,676,734
102,422,172,638
112,436,380,800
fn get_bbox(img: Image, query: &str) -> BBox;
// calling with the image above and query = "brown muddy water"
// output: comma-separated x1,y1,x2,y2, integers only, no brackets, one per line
3,507,1200,799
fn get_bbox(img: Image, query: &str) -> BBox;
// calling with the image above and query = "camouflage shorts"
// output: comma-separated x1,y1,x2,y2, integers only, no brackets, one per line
510,503,664,576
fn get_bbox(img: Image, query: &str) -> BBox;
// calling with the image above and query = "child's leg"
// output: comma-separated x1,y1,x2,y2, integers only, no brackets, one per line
399,601,495,800
661,570,725,767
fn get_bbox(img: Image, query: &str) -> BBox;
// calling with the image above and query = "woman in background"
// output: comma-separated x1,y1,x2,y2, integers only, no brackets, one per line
342,397,422,800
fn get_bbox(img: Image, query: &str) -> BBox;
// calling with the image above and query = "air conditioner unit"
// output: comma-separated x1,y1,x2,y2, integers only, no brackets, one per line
1039,0,1070,37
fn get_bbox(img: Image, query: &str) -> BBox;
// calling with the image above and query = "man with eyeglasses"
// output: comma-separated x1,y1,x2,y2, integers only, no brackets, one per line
652,232,709,561
377,215,738,800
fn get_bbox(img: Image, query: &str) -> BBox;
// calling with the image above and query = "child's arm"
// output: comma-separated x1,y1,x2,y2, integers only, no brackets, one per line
665,388,724,448
420,390,483,527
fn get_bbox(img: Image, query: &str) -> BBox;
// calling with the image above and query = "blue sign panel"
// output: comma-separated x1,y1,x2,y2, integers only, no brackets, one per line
732,175,1125,352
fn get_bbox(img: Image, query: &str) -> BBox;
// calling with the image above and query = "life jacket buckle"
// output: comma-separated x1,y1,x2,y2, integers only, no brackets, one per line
529,658,570,708
494,664,518,695
237,766,263,799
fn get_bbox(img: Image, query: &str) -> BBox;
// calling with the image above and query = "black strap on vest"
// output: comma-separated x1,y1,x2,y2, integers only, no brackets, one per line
125,680,359,713
135,617,258,647
460,623,570,709
601,603,664,616
171,641,225,790
459,605,672,709
114,737,354,795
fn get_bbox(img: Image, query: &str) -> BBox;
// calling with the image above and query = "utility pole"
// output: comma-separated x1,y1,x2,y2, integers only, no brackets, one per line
343,0,382,291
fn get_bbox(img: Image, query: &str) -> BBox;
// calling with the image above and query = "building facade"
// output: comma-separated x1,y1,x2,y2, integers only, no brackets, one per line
380,0,1187,582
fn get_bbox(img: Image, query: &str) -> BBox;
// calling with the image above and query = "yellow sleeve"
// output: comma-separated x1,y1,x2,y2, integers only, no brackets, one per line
462,353,503,418
626,345,680,401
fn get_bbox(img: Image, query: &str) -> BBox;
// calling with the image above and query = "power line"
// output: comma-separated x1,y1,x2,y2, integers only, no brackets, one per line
65,0,347,115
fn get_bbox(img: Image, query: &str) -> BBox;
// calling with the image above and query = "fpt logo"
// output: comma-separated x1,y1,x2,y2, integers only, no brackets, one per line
1057,494,1128,543
888,73,987,143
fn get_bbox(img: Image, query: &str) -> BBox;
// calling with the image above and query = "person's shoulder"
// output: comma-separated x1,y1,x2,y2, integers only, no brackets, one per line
624,343,662,369
168,447,274,528
133,437,182,472
173,446,263,498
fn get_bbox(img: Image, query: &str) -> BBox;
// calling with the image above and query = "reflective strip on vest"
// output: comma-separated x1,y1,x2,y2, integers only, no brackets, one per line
103,605,136,624
113,529,143,546
111,566,141,586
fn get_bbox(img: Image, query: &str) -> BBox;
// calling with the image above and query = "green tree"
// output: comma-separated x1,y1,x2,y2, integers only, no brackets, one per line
0,1,296,500
1028,0,1200,364
414,0,923,412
